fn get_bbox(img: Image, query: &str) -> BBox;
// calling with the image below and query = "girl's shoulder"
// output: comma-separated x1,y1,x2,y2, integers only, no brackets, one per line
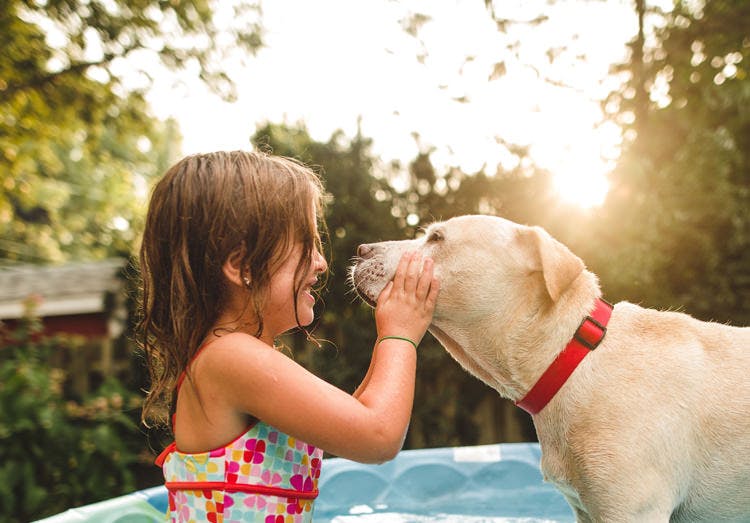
191,332,286,377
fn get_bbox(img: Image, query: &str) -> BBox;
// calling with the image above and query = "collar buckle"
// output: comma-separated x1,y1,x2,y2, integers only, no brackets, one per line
574,315,607,350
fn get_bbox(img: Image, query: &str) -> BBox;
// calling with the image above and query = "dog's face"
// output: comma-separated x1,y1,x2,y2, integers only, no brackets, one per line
352,215,527,318
351,215,586,396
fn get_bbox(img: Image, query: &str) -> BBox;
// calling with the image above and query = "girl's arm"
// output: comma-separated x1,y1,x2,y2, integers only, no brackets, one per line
188,252,438,464
351,357,373,399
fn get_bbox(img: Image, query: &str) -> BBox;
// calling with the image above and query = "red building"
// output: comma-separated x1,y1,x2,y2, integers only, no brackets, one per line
0,258,130,396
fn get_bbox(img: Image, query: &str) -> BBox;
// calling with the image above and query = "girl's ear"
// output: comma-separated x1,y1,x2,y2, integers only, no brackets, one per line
222,248,248,288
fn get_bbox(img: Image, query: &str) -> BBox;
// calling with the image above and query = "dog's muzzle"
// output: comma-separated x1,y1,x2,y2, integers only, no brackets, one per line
350,243,386,308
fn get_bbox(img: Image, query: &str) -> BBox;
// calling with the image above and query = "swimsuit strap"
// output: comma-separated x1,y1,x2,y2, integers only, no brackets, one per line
168,339,217,435
158,340,216,466
177,338,218,393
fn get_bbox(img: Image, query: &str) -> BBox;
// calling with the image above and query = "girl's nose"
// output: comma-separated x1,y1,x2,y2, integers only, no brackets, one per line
313,249,328,273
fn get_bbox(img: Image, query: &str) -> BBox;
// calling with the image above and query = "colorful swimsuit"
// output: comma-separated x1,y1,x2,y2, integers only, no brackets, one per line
155,359,324,522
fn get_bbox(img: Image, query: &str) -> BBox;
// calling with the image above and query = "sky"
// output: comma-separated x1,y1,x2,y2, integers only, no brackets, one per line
145,0,639,208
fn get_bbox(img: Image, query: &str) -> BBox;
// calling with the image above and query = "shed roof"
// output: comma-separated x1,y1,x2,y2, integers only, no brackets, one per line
0,259,126,319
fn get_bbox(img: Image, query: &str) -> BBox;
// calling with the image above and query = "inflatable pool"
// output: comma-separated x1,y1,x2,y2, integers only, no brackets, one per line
35,442,575,522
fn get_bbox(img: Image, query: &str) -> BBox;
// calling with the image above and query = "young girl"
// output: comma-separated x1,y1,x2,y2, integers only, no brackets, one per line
138,150,439,522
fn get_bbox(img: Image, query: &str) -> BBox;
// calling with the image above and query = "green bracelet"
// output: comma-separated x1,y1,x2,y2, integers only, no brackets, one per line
376,335,418,350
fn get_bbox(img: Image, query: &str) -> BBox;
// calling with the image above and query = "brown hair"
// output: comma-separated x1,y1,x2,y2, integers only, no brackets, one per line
138,150,327,428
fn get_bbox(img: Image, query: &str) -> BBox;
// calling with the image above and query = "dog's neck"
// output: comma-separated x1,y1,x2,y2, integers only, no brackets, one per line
430,269,602,402
515,297,612,414
507,270,603,398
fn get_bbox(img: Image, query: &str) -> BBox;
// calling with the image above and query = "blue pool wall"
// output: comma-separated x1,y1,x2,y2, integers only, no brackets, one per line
35,442,575,522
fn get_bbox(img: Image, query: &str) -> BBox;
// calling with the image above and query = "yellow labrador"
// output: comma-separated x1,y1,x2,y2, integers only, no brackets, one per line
350,214,750,523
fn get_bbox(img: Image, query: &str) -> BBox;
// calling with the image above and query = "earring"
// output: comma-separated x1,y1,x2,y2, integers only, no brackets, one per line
243,276,251,287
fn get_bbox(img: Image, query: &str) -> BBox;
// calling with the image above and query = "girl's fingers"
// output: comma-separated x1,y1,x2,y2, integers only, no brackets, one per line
415,258,434,300
426,276,440,307
404,253,421,294
377,280,394,305
392,251,412,291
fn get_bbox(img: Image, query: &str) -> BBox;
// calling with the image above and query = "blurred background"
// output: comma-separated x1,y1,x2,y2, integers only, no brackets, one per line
1,0,748,520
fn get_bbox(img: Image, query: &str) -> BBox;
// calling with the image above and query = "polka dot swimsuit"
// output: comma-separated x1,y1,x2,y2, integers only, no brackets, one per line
158,421,323,522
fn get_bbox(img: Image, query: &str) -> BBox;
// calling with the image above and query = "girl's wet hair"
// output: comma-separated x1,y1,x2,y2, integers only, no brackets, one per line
137,150,328,428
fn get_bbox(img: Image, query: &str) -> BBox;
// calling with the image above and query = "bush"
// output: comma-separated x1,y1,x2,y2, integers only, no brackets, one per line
0,304,141,521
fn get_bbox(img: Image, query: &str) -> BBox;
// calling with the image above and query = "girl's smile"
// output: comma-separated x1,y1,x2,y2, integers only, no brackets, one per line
262,243,327,339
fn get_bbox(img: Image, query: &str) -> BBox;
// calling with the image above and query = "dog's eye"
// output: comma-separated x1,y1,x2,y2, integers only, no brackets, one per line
427,230,444,243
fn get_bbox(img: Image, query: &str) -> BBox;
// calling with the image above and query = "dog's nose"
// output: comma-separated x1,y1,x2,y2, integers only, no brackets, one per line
357,244,373,258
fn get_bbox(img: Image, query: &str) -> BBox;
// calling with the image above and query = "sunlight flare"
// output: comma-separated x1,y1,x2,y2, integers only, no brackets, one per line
535,121,619,209
552,162,610,208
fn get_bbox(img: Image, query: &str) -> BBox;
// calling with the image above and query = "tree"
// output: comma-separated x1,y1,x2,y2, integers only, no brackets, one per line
0,1,262,104
0,0,263,262
598,0,750,324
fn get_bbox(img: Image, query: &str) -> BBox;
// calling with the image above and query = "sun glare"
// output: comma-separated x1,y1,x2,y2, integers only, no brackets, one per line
148,0,628,213
545,136,613,209
553,165,611,209
530,118,620,209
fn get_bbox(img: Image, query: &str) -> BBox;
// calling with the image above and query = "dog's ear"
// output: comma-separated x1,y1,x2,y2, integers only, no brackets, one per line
516,226,584,302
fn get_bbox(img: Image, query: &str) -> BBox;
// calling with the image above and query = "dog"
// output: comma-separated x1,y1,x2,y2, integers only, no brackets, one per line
350,214,750,522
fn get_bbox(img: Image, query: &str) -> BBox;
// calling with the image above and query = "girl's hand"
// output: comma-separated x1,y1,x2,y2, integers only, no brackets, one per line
375,252,440,346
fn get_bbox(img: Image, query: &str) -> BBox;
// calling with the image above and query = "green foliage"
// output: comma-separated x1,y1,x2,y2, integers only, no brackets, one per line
0,0,262,104
596,0,750,324
0,0,262,263
0,307,142,521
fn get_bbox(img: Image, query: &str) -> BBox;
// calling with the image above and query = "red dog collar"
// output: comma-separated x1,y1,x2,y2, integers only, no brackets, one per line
516,298,613,415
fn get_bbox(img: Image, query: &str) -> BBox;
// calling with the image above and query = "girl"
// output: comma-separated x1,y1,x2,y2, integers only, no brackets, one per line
138,150,439,522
